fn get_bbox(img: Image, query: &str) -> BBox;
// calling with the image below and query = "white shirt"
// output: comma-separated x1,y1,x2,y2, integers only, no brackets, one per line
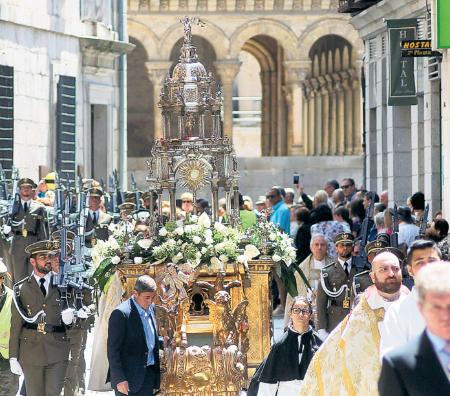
379,288,425,358
398,223,420,247
312,258,326,270
337,257,352,272
90,210,99,221
33,272,52,294
21,199,31,209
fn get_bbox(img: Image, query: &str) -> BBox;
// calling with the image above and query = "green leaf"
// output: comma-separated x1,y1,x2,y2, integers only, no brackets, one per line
280,262,298,298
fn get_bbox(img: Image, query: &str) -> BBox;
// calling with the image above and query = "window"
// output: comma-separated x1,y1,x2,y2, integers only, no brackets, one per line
56,76,76,183
0,65,14,178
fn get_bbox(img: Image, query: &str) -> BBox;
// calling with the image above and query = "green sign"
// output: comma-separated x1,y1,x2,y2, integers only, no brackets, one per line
437,0,450,48
387,19,418,106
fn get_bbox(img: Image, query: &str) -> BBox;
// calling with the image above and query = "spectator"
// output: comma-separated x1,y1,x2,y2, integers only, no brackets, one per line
349,198,365,237
363,191,379,210
181,192,194,214
374,212,385,234
273,186,286,199
243,195,254,211
341,178,357,202
374,203,386,215
233,194,257,231
410,191,425,224
380,190,388,207
313,190,330,209
334,206,352,230
267,187,290,234
311,204,351,258
394,206,419,248
324,179,339,200
196,198,210,216
434,210,443,220
254,196,266,214
284,188,295,207
218,198,227,223
294,207,312,264
332,188,346,209
383,209,393,235
426,219,449,260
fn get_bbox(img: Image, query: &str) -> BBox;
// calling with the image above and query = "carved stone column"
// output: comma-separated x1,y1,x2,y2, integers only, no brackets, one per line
214,60,242,140
341,71,353,155
306,81,316,155
329,76,338,155
319,75,329,155
311,78,322,155
302,83,309,155
261,71,271,156
284,61,310,155
334,73,345,156
350,68,362,155
146,61,172,140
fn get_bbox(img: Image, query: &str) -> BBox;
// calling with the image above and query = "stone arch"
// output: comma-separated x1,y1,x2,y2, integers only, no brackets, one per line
127,18,160,59
159,20,229,60
229,19,299,60
297,18,363,65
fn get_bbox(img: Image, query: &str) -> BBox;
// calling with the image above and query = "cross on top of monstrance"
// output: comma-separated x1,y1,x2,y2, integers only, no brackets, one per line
180,16,205,44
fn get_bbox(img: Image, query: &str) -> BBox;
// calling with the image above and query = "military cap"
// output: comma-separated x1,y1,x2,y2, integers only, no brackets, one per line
375,247,405,263
50,230,76,254
119,202,136,211
0,259,8,275
334,232,354,245
141,191,151,201
376,233,391,246
89,187,104,197
124,191,137,203
18,178,37,189
25,240,60,256
365,240,389,256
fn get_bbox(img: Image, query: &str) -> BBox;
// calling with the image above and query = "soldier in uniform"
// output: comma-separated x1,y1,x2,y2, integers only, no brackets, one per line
85,187,112,249
316,232,359,340
49,231,93,396
8,178,48,282
9,240,70,396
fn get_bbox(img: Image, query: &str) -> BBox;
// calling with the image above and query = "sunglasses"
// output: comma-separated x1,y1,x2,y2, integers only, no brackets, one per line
182,200,192,203
341,185,351,189
266,195,276,199
291,308,311,315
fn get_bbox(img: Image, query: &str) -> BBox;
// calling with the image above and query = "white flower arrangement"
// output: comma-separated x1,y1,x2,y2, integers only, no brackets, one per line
152,216,241,270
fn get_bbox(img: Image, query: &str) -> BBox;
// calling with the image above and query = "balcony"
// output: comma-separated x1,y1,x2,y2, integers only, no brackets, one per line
338,0,382,14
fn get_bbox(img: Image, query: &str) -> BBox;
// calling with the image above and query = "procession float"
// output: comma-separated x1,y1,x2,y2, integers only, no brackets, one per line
88,17,297,396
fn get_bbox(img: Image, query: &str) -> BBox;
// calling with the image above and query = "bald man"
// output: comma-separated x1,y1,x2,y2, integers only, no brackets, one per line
299,251,409,396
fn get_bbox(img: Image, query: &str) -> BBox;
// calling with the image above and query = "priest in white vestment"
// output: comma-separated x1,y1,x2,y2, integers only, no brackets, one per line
380,239,442,357
299,251,409,396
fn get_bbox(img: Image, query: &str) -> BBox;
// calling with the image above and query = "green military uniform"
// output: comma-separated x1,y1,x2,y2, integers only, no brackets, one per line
9,240,69,396
85,188,111,249
316,233,358,333
9,178,47,282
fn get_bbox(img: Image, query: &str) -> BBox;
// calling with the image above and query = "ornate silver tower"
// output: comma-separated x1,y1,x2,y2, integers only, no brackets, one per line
147,17,240,225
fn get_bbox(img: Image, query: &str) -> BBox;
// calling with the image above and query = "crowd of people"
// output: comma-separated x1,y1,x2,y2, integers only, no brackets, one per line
1,172,450,396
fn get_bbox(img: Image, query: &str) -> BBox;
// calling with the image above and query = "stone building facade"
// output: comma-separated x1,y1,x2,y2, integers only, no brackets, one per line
350,0,442,212
0,0,132,183
127,0,365,188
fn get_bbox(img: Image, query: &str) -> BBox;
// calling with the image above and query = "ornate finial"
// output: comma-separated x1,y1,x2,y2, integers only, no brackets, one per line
180,16,206,44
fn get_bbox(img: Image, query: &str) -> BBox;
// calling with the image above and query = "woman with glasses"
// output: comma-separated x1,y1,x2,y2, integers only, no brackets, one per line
248,296,322,395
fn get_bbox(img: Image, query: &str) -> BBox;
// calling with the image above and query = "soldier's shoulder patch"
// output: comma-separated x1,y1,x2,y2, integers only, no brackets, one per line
321,262,336,273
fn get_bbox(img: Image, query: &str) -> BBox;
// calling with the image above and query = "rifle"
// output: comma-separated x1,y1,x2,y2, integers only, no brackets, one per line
100,178,109,214
391,204,399,248
353,195,375,272
8,166,20,218
72,189,88,273
417,203,430,239
108,174,118,220
113,169,124,206
130,173,141,209
0,163,8,201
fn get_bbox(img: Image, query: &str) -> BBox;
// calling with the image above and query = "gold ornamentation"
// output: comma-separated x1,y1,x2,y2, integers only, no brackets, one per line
176,158,211,191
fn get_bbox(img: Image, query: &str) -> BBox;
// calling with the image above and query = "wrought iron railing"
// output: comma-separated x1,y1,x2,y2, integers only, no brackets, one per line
338,0,382,14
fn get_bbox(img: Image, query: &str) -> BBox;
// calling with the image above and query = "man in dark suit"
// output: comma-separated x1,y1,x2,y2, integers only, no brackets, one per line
378,262,450,395
107,275,160,396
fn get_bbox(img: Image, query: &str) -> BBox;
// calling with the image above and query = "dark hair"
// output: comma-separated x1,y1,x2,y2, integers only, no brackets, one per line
335,206,352,227
196,198,209,209
313,204,333,223
272,186,285,198
374,203,386,213
296,207,311,224
406,239,442,266
410,192,425,211
350,198,365,222
434,219,449,238
134,275,157,293
343,178,355,187
364,191,380,203
290,296,313,314
326,179,339,190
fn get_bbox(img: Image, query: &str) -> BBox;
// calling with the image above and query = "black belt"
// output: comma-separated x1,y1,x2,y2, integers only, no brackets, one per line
330,300,342,306
14,231,37,236
24,323,66,333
